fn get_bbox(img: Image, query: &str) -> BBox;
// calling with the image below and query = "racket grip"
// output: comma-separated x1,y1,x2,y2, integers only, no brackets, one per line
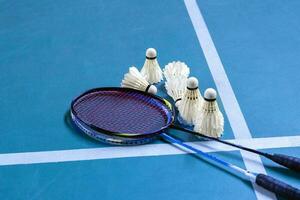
255,174,300,200
265,153,300,171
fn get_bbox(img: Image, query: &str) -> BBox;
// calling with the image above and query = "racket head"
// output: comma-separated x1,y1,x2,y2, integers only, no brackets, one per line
70,87,174,145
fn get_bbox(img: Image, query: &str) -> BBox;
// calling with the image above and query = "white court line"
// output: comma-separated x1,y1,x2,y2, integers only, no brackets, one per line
183,0,277,199
0,135,299,166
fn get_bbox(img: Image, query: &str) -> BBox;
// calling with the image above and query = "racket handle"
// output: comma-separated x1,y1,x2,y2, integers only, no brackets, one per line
265,153,300,171
255,174,300,200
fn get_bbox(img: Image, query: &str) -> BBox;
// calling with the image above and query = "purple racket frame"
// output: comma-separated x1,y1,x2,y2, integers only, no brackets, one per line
70,87,175,145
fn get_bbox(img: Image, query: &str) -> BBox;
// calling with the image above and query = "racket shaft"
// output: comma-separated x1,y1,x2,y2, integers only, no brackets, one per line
160,133,300,199
172,125,300,171
160,133,255,180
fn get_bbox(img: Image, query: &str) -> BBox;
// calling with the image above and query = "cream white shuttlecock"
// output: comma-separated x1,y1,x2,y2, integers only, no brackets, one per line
121,66,157,95
140,48,163,84
177,77,203,125
163,61,190,107
165,76,187,107
163,61,190,81
194,88,224,138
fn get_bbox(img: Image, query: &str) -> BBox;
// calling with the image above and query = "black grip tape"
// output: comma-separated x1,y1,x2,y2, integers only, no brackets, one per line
256,174,300,200
268,153,300,171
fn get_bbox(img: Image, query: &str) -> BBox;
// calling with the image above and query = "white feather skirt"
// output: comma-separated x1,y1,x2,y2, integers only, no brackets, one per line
194,101,224,138
141,59,163,84
121,67,149,92
178,89,203,125
165,76,187,104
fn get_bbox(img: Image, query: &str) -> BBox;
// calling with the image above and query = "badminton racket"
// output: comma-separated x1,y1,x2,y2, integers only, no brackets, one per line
70,87,299,199
72,87,300,171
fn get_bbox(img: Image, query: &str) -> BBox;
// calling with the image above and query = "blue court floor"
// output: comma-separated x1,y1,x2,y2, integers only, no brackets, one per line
0,0,299,199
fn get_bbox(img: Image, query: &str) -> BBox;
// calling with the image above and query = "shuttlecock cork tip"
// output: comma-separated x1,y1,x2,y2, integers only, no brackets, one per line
146,48,157,59
147,85,157,95
187,77,198,89
175,100,181,107
204,88,217,100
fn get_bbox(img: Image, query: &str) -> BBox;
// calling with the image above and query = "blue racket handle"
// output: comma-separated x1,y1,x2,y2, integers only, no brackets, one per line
255,174,300,200
265,154,300,171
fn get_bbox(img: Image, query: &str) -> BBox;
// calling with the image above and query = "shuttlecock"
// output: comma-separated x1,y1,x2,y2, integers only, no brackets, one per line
177,77,203,125
165,76,187,107
163,61,190,81
164,61,190,107
140,48,163,84
194,88,224,138
121,66,157,95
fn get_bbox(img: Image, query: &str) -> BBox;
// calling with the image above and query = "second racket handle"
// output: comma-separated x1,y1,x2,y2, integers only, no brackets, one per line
255,174,300,200
265,153,300,171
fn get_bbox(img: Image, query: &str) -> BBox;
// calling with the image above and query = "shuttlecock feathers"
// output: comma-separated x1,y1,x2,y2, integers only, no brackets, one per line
121,66,157,95
194,88,224,138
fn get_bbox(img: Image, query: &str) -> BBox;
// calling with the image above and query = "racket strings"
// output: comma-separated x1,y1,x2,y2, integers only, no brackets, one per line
72,114,155,145
73,90,171,134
